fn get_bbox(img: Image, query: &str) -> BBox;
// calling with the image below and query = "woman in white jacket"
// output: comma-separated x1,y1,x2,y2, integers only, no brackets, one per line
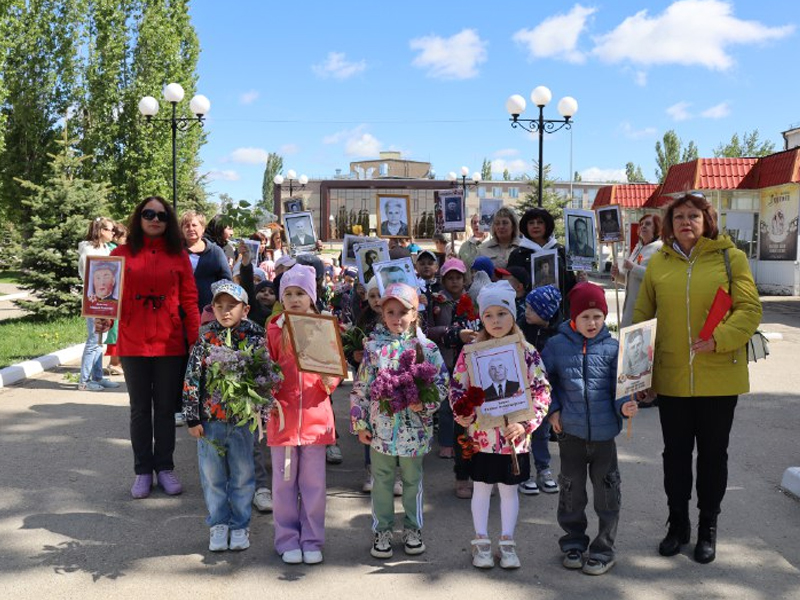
611,214,663,328
77,217,120,392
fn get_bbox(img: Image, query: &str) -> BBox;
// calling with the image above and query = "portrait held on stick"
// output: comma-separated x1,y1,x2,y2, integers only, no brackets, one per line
564,209,596,270
372,257,418,295
354,240,390,285
342,234,372,267
531,249,559,289
438,192,466,233
377,194,411,238
82,255,125,320
596,205,624,243
615,319,657,399
283,211,317,254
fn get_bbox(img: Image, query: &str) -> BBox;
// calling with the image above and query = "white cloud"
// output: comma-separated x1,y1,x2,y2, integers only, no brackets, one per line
228,147,269,164
666,101,692,121
239,90,259,105
580,167,627,182
280,143,299,155
409,29,488,80
493,148,520,158
207,169,240,182
312,52,366,80
491,158,529,176
592,0,794,70
701,101,731,119
620,121,657,139
345,133,381,157
513,4,596,64
634,70,647,86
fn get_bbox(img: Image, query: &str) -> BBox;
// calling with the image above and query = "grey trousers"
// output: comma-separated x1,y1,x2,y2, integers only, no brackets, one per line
254,435,271,489
556,433,621,562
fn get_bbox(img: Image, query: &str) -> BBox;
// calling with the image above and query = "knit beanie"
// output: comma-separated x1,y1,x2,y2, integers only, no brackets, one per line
471,256,495,279
568,282,607,321
280,264,318,305
525,285,562,321
477,280,517,317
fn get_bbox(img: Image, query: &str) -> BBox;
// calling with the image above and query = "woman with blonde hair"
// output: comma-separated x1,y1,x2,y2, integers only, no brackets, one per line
476,207,520,270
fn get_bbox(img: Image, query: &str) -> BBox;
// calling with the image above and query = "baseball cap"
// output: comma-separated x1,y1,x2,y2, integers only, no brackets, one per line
441,258,467,277
379,282,419,310
211,280,248,304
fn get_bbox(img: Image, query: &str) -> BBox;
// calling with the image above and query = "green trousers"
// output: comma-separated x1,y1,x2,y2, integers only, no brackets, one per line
370,448,425,532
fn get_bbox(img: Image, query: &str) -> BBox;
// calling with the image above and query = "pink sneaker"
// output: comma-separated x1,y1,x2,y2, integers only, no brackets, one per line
131,474,153,499
156,470,183,495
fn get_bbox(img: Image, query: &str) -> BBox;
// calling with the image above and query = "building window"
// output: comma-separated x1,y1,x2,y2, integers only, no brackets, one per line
478,186,486,198
492,187,504,198
508,187,519,199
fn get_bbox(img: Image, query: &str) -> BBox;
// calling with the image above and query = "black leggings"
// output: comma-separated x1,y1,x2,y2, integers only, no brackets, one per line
658,395,738,515
121,356,187,475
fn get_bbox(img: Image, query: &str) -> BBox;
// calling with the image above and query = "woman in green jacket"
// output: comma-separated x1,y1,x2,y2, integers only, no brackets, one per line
634,193,761,565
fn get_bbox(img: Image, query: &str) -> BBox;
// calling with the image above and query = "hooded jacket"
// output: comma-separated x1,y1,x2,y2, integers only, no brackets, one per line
542,320,624,442
633,236,761,397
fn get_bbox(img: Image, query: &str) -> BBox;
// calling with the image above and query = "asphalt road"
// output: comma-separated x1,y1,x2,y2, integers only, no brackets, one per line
0,298,798,599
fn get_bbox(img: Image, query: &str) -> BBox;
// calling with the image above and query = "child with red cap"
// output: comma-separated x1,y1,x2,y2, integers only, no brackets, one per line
541,282,638,576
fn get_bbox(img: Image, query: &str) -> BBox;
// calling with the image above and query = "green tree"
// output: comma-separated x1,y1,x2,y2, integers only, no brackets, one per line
626,162,646,183
517,162,568,240
261,152,283,212
502,168,510,181
573,171,582,182
713,129,776,158
655,130,698,183
481,157,492,181
15,135,110,319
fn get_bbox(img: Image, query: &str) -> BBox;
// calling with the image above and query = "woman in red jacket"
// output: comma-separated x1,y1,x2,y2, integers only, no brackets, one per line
111,196,200,499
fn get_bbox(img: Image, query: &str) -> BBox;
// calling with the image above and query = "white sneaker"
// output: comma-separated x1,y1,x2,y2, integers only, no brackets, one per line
253,487,273,512
519,477,540,496
96,378,120,389
498,539,521,569
78,381,104,392
303,550,324,564
325,444,343,464
229,528,250,551
174,412,186,427
402,528,425,555
393,475,403,497
361,469,373,493
209,524,229,552
282,549,303,564
538,469,559,493
471,538,494,568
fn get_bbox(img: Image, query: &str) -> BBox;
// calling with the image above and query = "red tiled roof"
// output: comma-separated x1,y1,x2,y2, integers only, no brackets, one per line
660,158,758,194
643,184,671,209
591,184,659,209
748,148,800,188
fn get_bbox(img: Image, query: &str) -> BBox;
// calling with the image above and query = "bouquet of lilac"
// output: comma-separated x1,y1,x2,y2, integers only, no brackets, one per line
371,347,439,415
205,329,283,434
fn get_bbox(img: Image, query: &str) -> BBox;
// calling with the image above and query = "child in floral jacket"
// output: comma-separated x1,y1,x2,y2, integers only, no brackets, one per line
350,283,449,561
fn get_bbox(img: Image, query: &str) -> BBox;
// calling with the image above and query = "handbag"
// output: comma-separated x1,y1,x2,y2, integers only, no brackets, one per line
722,249,769,363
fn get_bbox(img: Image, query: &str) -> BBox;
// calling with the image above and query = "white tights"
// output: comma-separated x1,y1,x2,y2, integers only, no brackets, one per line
471,481,519,538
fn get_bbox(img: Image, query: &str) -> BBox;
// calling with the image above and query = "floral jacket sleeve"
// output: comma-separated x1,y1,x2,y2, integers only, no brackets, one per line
449,341,551,455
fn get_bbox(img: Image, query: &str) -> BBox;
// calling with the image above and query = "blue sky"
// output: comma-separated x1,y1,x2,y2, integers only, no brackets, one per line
189,1,797,202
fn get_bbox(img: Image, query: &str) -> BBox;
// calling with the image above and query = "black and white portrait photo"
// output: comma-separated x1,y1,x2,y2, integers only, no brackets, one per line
531,250,558,289
283,199,304,214
377,195,411,238
440,193,465,232
565,209,596,270
615,318,658,398
479,198,503,233
597,205,623,243
284,211,317,253
342,234,371,267
354,240,390,285
372,257,417,295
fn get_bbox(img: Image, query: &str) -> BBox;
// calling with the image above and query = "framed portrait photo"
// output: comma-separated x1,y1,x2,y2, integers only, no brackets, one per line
285,312,348,378
82,255,125,320
440,192,466,233
463,333,536,429
372,257,418,295
616,318,658,399
283,198,305,214
377,194,411,238
244,239,261,266
283,211,317,254
531,249,559,290
479,198,503,233
354,239,390,285
596,205,624,243
564,209,597,271
342,234,372,267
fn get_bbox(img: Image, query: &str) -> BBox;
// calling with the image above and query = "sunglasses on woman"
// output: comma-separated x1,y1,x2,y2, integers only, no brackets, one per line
142,209,168,222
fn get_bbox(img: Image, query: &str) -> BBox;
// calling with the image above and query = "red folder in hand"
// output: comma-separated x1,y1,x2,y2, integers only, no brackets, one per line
698,287,732,341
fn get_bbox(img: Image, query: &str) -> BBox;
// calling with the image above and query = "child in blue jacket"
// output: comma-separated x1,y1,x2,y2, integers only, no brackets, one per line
541,282,638,576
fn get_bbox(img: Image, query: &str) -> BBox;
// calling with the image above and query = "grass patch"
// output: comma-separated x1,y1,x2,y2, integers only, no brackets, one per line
0,315,86,369
0,271,22,284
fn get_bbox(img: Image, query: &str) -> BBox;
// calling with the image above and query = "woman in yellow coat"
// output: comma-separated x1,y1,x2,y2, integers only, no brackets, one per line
634,193,761,565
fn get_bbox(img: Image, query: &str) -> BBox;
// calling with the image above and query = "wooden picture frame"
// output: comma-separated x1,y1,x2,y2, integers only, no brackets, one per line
377,194,412,238
283,198,305,214
596,204,624,243
462,332,536,429
82,255,125,320
285,312,348,378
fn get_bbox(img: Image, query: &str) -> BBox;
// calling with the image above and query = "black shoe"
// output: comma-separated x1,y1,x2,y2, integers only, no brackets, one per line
659,510,690,557
694,514,717,564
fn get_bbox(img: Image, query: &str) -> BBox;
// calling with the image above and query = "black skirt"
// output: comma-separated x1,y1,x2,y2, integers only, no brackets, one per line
469,451,530,485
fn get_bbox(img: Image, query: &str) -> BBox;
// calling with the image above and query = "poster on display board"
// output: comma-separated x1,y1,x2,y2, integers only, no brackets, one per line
759,190,799,261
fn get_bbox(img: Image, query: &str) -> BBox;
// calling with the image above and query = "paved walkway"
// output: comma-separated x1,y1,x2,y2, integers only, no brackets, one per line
0,282,29,321
0,300,797,599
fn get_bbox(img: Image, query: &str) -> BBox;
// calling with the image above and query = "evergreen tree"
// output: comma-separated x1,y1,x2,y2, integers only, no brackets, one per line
655,130,698,183
502,168,510,181
713,129,775,158
626,162,646,183
573,171,582,182
261,152,283,212
681,140,698,163
517,162,568,240
15,135,110,319
481,158,492,181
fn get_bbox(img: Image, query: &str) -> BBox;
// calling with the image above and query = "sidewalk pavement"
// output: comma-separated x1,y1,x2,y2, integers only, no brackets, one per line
0,299,798,599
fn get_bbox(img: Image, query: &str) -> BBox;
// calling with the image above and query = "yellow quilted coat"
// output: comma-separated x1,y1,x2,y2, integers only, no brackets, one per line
633,236,762,397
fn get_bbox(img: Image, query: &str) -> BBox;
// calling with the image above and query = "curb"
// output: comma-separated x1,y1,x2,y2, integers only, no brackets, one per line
0,343,85,389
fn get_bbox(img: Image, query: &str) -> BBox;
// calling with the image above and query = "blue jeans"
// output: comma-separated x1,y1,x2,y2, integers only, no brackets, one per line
531,421,552,473
79,318,104,384
197,421,255,530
